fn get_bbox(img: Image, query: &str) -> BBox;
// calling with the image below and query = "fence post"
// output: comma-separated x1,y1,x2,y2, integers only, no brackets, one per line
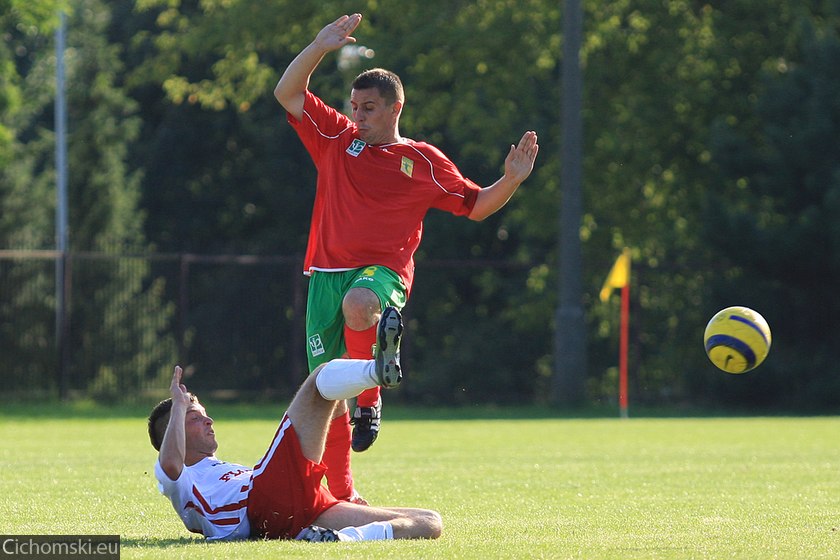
57,253,72,400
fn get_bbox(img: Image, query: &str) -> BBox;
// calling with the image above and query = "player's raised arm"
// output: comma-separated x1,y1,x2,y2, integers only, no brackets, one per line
274,13,362,121
468,130,539,221
158,366,191,480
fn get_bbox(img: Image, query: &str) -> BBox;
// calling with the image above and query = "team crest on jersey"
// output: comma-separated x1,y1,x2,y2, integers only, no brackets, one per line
346,139,367,157
400,156,414,177
308,334,325,357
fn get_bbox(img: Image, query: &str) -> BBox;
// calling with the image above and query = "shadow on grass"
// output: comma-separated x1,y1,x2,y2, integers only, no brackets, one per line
121,537,206,548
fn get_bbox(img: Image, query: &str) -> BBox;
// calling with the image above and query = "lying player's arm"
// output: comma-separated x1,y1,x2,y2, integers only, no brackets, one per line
469,131,539,221
158,366,189,481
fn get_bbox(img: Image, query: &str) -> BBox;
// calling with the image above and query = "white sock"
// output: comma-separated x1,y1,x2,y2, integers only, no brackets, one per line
336,521,394,541
315,359,379,401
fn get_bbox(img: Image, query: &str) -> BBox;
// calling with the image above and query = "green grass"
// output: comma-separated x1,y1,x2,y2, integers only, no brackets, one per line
1,405,838,559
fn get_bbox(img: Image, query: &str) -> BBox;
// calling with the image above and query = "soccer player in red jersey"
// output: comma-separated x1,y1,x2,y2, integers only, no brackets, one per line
274,13,539,502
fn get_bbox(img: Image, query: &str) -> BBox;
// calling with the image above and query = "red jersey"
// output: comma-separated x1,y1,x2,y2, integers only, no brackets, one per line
287,91,481,293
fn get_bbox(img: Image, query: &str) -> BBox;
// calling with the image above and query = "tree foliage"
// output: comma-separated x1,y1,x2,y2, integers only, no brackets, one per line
3,0,840,407
1,0,174,398
0,0,64,165
703,15,840,407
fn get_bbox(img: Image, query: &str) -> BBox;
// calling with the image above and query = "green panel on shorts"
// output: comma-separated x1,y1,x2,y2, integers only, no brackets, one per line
305,266,407,372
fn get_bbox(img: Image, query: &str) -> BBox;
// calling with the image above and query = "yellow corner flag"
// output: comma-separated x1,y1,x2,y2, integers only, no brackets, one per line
600,248,631,302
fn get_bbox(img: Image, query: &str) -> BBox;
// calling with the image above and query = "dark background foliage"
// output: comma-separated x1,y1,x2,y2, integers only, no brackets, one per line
2,0,839,409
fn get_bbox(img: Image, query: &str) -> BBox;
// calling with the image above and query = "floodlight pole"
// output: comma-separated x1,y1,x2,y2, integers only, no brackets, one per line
553,0,587,405
55,11,69,400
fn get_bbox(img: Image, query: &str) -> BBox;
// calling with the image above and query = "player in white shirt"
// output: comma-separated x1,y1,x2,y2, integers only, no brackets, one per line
148,307,441,542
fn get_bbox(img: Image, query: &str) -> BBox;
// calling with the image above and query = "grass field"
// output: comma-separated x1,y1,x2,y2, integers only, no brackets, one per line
0,404,838,559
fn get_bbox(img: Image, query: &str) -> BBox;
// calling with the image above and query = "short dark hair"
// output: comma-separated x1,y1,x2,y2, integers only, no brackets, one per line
352,68,404,105
147,395,198,451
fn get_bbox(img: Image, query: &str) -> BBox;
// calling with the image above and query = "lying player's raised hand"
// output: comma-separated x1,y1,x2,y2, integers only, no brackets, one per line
170,366,192,407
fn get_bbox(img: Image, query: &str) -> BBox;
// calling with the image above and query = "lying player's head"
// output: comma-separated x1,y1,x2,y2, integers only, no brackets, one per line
352,68,404,106
147,395,199,451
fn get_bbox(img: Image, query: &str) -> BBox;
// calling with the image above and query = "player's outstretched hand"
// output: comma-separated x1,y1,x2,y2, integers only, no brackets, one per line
314,13,362,53
169,366,192,408
504,131,539,184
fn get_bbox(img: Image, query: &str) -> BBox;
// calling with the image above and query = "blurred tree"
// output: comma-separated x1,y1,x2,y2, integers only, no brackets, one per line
0,0,63,243
126,0,321,254
60,0,175,399
0,0,66,391
580,1,839,408
21,0,831,406
0,0,64,165
0,0,175,398
703,14,840,409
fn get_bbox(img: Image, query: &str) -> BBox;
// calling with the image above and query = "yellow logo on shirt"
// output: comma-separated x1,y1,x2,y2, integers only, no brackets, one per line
400,156,414,177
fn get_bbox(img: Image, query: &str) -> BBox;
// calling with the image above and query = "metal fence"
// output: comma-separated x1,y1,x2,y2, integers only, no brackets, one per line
0,250,307,403
0,251,551,403
0,250,543,405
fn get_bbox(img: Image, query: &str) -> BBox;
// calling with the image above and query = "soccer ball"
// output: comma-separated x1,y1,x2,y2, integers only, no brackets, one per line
703,306,772,374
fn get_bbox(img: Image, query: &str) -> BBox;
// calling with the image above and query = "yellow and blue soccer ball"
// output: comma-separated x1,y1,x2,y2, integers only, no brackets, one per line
703,306,772,374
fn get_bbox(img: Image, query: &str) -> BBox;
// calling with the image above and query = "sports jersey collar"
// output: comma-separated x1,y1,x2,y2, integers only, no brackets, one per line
374,137,411,148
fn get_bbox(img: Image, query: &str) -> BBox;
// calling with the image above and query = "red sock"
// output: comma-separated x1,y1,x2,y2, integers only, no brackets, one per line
355,387,381,408
344,323,381,407
322,411,353,500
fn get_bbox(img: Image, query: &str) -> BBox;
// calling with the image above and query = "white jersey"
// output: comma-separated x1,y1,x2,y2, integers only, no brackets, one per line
154,456,252,540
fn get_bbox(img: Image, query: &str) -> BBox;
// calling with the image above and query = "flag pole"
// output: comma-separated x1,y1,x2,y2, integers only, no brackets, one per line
600,248,631,418
619,281,630,418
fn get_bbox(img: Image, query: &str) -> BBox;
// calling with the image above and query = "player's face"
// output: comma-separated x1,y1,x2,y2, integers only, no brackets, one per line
350,88,401,145
184,402,217,455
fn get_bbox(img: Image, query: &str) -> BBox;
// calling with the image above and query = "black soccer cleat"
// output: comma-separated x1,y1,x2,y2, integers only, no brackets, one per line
375,307,403,388
295,525,341,542
350,398,381,452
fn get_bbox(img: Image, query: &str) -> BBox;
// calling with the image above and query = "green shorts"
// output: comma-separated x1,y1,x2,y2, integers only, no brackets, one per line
305,266,407,371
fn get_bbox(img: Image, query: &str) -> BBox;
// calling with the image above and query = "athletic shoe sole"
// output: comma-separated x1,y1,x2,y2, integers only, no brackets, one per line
375,307,403,388
295,525,341,542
